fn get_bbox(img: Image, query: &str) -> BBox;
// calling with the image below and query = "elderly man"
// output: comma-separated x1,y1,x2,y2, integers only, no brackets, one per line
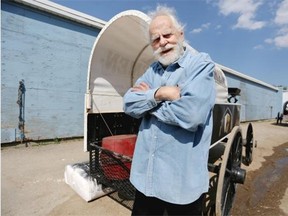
123,5,216,216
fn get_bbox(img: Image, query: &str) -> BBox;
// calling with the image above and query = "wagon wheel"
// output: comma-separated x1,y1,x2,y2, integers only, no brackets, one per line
215,126,245,216
243,123,255,166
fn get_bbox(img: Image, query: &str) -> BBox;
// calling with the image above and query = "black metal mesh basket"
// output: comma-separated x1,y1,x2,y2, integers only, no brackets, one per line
89,142,135,209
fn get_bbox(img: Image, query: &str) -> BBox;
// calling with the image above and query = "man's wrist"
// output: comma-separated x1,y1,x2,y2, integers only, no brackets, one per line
154,87,162,102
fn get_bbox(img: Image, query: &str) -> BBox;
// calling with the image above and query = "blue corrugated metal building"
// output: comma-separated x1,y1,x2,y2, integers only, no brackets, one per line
1,0,282,143
219,64,282,121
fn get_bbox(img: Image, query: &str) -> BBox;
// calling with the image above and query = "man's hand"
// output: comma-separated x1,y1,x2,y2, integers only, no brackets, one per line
155,86,180,101
131,82,150,92
131,82,180,101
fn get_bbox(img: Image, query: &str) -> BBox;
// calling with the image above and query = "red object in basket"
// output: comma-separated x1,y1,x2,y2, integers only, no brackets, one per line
101,134,137,180
102,134,137,157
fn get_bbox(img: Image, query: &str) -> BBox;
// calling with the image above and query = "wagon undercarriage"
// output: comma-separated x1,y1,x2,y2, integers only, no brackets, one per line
86,110,255,215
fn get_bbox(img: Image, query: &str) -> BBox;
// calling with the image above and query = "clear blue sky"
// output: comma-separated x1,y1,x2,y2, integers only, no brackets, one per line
51,0,288,86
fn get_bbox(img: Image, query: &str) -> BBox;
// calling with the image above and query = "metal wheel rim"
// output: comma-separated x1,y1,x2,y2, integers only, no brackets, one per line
216,126,243,216
244,123,254,165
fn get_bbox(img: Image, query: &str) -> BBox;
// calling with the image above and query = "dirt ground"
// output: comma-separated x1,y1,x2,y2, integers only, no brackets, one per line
1,120,288,216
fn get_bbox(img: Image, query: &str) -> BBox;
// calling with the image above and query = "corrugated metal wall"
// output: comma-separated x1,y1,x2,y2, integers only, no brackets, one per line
1,1,282,144
1,1,100,143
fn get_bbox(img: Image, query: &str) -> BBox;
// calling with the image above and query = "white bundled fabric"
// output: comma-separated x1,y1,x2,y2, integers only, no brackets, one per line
64,162,113,202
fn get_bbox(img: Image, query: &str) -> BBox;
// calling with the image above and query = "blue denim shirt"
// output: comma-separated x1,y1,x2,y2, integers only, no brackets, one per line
123,49,216,204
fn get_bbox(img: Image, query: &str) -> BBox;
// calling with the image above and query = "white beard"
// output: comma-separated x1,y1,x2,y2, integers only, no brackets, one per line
153,41,184,66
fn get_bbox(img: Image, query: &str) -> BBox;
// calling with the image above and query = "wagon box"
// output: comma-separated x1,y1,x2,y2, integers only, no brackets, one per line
84,10,256,215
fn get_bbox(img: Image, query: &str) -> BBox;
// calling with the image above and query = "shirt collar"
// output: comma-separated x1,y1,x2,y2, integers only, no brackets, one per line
176,47,188,68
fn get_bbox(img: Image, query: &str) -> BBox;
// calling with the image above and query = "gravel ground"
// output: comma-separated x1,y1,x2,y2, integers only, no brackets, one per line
1,120,288,216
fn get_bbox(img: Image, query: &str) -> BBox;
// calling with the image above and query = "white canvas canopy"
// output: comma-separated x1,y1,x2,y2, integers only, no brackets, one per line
86,10,154,114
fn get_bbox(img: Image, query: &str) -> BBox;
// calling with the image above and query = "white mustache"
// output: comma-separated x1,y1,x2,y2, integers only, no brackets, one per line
153,44,176,56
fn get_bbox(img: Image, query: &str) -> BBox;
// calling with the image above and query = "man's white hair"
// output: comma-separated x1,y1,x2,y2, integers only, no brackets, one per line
147,5,185,32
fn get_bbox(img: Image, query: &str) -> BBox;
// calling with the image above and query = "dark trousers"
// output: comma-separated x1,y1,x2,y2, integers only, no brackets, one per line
131,190,204,216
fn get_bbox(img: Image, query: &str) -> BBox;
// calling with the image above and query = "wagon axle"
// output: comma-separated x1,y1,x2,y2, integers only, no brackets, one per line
208,163,246,184
229,166,246,184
